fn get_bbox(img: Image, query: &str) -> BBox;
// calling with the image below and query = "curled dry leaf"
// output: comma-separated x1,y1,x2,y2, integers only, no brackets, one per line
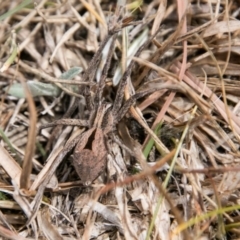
38,207,64,240
73,128,107,185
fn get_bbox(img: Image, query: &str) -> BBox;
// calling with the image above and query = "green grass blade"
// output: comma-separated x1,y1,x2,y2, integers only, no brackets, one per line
0,128,22,164
143,122,162,158
0,0,32,22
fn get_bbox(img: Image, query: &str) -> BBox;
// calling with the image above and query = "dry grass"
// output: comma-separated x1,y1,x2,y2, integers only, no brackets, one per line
1,0,240,239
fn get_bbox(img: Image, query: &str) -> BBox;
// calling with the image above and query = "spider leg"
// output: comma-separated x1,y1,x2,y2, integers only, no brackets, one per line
45,97,85,151
112,29,160,118
94,34,118,107
30,130,86,225
81,34,114,83
39,119,89,131
89,34,118,127
115,82,173,123
114,89,151,123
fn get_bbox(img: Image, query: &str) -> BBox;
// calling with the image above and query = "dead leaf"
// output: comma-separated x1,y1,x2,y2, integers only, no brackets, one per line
38,207,64,240
203,20,240,38
73,128,107,185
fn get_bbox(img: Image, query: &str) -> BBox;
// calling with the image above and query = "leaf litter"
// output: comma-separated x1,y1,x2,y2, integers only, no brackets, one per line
1,1,240,239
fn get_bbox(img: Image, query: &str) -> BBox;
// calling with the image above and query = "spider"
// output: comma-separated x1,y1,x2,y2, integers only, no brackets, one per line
28,18,177,223
37,23,163,184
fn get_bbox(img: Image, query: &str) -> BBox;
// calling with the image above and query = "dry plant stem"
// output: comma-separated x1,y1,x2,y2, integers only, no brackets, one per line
114,187,136,239
18,69,37,190
135,15,184,87
133,57,210,113
83,211,97,240
86,200,123,233
176,166,240,174
45,98,80,151
98,149,191,240
30,127,84,191
221,2,231,76
93,0,108,38
209,176,226,237
18,60,86,97
176,17,217,43
138,89,167,111
99,149,175,194
158,108,199,237
172,62,240,136
38,207,64,239
123,22,170,155
18,22,42,52
14,0,47,30
176,0,187,81
151,0,166,35
55,180,84,191
50,22,81,63
12,185,38,236
147,169,191,240
69,3,95,32
4,97,25,134
80,0,107,27
159,107,200,240
140,82,170,149
130,106,169,155
0,224,28,240
28,132,86,225
121,11,127,75
195,33,240,148
120,25,169,154
13,144,43,171
0,145,21,187
182,168,233,223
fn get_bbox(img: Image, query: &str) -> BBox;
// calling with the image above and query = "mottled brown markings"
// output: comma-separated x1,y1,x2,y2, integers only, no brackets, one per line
81,34,113,83
73,128,107,185
94,34,118,107
40,119,89,130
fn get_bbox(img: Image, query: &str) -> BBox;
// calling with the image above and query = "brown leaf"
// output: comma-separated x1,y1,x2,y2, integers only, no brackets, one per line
39,207,64,240
73,128,107,185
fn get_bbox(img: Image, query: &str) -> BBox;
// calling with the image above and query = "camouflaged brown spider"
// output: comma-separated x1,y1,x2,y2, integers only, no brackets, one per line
30,23,173,224
38,27,158,186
